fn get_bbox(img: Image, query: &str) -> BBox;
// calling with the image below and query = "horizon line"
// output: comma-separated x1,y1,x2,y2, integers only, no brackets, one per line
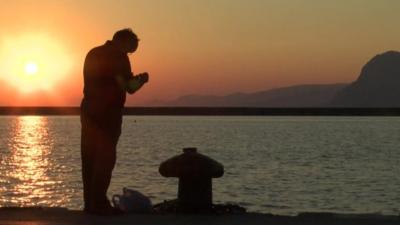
0,106,399,116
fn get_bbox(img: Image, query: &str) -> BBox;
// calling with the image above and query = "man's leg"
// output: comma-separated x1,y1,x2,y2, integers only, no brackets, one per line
80,114,95,212
90,133,117,212
80,111,122,214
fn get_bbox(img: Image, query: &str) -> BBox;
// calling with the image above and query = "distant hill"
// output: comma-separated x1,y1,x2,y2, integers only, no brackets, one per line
156,84,347,107
332,51,400,107
154,50,400,108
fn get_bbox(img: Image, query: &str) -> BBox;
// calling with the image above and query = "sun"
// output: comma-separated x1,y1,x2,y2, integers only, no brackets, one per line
0,33,73,93
25,62,38,75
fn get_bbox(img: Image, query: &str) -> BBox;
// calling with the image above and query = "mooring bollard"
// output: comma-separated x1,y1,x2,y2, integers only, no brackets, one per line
159,147,224,213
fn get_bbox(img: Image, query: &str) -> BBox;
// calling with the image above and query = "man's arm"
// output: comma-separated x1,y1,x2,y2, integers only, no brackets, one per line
116,54,149,94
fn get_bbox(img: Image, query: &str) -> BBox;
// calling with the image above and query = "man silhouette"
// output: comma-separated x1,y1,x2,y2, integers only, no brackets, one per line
80,28,149,215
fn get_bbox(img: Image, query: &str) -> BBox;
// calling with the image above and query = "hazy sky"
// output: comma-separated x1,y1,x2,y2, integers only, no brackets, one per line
0,0,399,105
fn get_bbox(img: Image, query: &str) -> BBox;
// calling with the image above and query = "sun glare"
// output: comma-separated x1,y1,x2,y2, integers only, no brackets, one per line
0,34,73,93
25,62,38,75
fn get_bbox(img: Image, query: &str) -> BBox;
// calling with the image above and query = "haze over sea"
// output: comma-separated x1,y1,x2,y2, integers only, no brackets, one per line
0,116,399,215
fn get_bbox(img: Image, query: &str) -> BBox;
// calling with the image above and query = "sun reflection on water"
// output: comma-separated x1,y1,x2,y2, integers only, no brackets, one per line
0,116,64,207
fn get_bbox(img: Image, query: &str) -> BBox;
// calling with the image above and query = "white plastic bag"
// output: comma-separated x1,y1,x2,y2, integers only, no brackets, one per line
112,187,153,213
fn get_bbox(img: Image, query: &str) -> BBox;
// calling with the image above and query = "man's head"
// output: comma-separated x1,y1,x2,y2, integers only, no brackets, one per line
112,28,139,54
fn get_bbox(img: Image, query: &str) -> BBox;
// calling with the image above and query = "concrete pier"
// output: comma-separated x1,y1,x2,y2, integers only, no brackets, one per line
0,207,398,225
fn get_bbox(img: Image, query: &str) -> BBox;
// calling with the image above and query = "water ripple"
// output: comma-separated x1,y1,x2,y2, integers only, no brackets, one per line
0,116,399,215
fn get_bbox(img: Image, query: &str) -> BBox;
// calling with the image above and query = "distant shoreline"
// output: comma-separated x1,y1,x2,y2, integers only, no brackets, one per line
0,107,400,116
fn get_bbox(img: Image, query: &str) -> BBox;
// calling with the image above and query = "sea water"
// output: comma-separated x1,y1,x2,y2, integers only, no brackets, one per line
0,116,399,215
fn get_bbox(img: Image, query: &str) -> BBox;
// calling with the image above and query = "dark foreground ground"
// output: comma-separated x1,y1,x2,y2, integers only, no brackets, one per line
0,207,398,225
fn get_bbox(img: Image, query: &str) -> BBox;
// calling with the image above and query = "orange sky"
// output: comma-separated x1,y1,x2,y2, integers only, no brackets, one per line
0,0,399,106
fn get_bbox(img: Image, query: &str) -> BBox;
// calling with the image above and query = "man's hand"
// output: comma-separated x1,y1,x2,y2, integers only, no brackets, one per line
137,72,149,84
126,72,149,94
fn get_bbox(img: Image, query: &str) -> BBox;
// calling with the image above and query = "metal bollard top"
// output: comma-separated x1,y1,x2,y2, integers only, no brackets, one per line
159,147,224,178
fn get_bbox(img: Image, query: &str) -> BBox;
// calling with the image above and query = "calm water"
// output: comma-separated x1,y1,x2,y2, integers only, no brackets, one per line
0,116,399,215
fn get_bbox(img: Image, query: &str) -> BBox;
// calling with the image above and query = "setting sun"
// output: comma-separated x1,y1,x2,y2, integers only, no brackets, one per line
25,62,38,75
0,34,73,93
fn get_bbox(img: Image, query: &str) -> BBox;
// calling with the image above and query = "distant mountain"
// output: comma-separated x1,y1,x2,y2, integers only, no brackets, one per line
157,84,347,107
149,51,400,108
332,51,400,107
